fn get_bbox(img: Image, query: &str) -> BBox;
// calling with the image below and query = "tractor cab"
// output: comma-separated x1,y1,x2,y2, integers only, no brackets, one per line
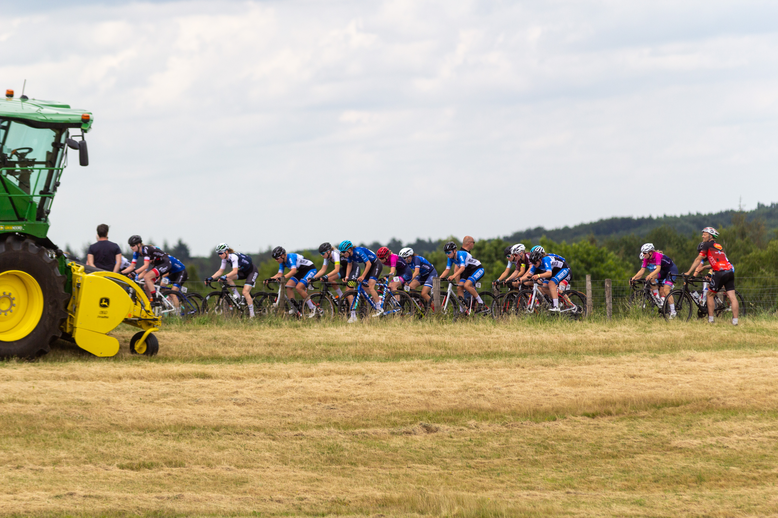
0,90,91,241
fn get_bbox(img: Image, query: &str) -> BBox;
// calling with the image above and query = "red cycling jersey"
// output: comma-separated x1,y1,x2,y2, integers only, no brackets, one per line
698,241,733,272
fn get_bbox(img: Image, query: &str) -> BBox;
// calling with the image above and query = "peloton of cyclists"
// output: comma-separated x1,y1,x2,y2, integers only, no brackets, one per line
205,243,259,318
269,246,318,316
685,227,739,325
439,240,488,313
519,246,570,312
631,243,678,318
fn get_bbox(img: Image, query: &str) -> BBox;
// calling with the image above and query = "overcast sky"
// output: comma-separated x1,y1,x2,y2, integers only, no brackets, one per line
4,0,778,255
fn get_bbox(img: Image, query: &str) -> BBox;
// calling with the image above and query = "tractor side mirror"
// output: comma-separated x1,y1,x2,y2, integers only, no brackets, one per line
78,140,89,166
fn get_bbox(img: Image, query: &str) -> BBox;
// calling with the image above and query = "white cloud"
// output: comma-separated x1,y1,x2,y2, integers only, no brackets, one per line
2,0,777,256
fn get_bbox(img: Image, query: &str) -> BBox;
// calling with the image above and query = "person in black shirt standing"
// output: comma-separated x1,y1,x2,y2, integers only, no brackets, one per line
86,224,122,272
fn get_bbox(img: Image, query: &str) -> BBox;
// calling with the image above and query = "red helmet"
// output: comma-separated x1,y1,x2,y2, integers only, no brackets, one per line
377,247,390,260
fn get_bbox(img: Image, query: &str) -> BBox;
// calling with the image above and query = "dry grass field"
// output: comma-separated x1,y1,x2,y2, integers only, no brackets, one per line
2,317,778,517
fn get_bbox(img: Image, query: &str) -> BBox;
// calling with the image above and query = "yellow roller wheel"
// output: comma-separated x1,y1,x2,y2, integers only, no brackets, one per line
0,270,44,342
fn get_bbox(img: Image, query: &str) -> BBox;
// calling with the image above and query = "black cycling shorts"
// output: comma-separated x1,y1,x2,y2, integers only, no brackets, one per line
366,260,383,280
238,264,259,287
169,268,188,286
152,258,172,276
709,270,735,293
341,262,360,280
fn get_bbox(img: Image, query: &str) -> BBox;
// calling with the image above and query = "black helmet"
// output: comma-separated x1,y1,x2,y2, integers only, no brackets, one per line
271,246,286,259
443,241,457,253
318,242,332,254
503,245,512,258
128,235,142,246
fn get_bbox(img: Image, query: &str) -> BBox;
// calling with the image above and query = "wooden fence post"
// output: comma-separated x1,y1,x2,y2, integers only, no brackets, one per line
432,277,441,313
604,279,612,320
585,275,593,317
276,280,287,316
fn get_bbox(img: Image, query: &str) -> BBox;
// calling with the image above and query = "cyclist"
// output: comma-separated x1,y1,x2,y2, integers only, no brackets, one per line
685,227,739,325
519,245,569,312
205,243,259,318
311,242,349,300
495,244,530,289
121,235,171,304
401,247,438,306
377,246,412,292
339,240,383,321
269,246,318,315
439,240,487,311
631,243,678,317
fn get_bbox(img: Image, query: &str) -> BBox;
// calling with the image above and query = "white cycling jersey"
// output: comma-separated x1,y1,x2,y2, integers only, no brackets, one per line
322,249,341,266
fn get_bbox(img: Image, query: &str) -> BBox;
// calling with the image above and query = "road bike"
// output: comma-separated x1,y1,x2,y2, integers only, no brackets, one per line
662,274,746,322
520,280,586,319
438,278,495,321
338,278,421,321
202,278,261,318
627,278,669,317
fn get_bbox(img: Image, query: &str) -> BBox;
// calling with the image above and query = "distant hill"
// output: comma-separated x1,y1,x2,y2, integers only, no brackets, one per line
502,202,778,244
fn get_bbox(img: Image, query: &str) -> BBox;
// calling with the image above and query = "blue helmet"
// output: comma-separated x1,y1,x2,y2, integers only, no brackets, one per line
529,245,545,263
338,240,354,253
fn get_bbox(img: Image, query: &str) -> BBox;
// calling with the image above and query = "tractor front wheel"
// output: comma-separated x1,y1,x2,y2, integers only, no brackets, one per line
0,235,68,358
129,332,159,356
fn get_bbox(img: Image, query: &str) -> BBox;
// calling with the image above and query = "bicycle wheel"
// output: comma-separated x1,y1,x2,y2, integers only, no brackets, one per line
627,288,657,315
383,290,423,319
302,292,336,319
713,290,746,318
438,291,461,321
204,293,241,317
338,290,369,320
663,289,693,321
185,292,205,313
407,291,430,315
558,290,586,319
163,291,199,318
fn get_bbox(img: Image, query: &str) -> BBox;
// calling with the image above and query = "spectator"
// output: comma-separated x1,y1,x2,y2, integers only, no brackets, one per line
86,224,122,272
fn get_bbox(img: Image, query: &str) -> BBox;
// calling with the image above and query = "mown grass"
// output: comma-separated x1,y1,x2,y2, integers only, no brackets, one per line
1,317,777,516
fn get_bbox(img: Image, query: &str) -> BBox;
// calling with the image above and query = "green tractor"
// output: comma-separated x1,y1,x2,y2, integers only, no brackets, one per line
0,88,161,358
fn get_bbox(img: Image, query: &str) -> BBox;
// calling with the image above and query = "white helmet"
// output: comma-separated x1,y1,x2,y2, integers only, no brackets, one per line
215,243,229,253
510,244,525,255
640,243,655,254
398,247,414,259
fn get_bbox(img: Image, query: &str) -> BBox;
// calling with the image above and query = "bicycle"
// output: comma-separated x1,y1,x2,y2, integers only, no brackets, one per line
203,278,260,318
438,278,495,321
662,274,746,322
300,279,342,319
135,277,201,318
338,278,420,321
520,280,586,319
492,279,533,319
627,278,668,317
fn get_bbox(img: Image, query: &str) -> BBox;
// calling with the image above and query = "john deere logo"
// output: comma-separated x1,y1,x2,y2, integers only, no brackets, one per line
99,298,110,308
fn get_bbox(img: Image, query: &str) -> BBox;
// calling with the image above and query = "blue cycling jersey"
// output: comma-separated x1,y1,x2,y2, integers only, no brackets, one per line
529,253,569,276
169,255,186,273
278,253,315,273
446,250,481,270
410,255,435,276
346,247,377,265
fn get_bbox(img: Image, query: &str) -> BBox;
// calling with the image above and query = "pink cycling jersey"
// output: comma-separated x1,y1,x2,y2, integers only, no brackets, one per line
641,252,664,269
381,254,399,268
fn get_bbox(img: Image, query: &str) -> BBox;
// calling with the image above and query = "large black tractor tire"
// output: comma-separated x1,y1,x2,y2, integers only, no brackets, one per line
0,235,69,358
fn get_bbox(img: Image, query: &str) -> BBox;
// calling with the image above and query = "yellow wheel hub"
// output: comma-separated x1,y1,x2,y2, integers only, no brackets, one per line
0,270,44,342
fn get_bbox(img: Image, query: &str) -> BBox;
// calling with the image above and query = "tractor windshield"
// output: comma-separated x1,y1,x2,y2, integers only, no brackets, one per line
0,119,67,223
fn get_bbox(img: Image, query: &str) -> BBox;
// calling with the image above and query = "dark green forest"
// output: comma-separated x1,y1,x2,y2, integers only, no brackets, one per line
71,203,778,288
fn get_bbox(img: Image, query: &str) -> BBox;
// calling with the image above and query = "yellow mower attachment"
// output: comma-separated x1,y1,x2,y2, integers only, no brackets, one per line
63,263,161,357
